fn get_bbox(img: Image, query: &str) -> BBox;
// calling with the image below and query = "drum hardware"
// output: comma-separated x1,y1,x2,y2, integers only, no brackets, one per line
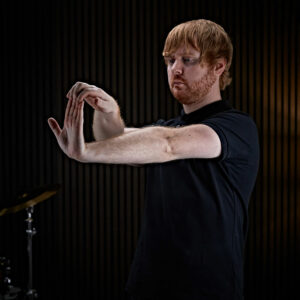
24,206,37,300
0,184,60,300
0,257,21,300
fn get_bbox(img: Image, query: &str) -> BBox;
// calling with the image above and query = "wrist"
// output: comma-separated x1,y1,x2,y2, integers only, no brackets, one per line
72,143,89,163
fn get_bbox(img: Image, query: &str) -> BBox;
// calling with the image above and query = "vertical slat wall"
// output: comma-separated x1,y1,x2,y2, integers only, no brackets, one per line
0,0,298,299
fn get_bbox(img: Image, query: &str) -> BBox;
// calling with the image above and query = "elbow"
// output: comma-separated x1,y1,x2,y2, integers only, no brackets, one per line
164,134,177,161
165,137,174,156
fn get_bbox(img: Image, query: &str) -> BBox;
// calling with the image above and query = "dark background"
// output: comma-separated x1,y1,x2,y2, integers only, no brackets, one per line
0,0,299,299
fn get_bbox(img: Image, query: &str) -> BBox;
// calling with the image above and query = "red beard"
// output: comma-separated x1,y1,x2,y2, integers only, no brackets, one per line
170,70,217,105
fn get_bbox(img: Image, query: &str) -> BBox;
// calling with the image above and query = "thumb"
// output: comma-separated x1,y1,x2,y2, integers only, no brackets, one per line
85,96,102,111
48,117,62,137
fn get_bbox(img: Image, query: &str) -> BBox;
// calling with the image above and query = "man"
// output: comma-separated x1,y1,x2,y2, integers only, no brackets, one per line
48,19,259,300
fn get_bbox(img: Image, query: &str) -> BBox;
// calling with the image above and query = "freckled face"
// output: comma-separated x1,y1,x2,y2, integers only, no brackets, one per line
165,45,217,105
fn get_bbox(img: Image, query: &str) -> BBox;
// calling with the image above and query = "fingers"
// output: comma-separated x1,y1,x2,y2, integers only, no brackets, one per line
71,82,85,102
64,97,84,128
77,87,101,104
65,82,117,113
66,81,83,101
85,96,103,111
66,81,110,103
77,101,84,128
68,97,77,126
66,81,86,100
64,97,73,127
66,81,97,103
63,97,77,127
48,118,62,137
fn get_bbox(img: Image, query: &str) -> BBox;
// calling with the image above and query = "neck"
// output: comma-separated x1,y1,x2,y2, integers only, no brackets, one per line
182,88,222,114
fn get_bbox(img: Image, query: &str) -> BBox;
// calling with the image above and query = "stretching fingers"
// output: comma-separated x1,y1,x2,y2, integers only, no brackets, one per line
70,99,84,128
64,98,73,127
66,82,79,100
69,97,77,126
73,100,80,121
85,96,103,111
77,101,84,127
77,87,99,104
65,82,118,113
71,83,83,101
64,97,79,128
66,81,93,102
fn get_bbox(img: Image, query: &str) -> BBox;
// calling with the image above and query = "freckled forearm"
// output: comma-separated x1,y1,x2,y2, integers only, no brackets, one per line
82,127,174,164
92,109,125,141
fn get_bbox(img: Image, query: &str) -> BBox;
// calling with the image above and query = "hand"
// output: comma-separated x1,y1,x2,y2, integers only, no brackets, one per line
66,81,119,114
48,98,86,161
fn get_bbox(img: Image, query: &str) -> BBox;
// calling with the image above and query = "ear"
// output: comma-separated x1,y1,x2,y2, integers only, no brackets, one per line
213,58,227,76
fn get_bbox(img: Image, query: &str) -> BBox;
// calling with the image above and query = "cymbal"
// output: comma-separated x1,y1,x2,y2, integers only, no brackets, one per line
0,184,61,216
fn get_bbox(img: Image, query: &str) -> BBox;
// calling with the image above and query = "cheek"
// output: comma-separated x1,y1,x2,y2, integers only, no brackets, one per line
188,69,204,81
167,69,172,84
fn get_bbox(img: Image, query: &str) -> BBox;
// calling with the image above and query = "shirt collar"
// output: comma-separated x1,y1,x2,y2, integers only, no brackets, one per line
180,99,232,124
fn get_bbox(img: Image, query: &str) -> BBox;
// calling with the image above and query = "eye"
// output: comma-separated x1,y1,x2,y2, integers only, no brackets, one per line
183,58,191,63
164,58,175,65
183,57,199,65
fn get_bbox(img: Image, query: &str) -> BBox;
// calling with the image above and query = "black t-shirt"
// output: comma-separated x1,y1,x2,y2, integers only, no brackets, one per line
125,100,260,300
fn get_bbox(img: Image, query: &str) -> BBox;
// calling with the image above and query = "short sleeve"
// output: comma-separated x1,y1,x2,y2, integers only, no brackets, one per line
201,111,259,163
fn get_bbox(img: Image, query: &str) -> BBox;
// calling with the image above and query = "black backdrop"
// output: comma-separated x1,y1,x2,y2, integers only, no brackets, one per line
0,0,299,299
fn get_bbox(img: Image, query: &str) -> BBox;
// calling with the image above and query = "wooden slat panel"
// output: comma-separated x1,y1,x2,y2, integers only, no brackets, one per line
0,1,298,299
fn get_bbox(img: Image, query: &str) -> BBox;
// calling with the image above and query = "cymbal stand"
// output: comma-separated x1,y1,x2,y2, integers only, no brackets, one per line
25,206,38,299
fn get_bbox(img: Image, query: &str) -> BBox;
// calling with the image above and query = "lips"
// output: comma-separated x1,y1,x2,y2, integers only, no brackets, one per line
173,82,185,89
173,80,185,86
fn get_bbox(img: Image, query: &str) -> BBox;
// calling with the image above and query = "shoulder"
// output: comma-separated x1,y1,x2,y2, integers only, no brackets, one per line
202,108,258,137
206,108,256,126
201,109,260,161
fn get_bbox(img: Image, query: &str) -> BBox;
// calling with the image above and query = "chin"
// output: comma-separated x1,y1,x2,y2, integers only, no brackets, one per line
173,95,195,105
171,90,192,105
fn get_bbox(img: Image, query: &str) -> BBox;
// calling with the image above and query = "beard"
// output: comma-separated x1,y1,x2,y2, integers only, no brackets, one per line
170,69,217,105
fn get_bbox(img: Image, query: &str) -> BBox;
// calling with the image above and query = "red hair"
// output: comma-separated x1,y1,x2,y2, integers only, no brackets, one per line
162,19,233,90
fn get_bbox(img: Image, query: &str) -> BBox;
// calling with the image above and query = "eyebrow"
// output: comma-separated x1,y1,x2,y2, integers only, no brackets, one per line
164,54,198,59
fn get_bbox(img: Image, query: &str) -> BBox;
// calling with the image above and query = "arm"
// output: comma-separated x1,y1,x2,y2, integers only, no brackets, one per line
93,111,140,140
66,81,139,141
48,93,221,165
82,124,221,164
92,109,125,140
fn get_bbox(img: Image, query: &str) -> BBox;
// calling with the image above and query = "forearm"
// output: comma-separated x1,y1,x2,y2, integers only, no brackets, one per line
92,108,125,141
81,126,173,164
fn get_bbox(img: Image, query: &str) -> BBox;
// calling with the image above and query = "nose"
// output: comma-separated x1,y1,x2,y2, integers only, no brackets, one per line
171,59,184,75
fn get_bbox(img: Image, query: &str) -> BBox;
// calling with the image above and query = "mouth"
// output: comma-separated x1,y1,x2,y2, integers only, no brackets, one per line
173,81,185,86
173,83,185,90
